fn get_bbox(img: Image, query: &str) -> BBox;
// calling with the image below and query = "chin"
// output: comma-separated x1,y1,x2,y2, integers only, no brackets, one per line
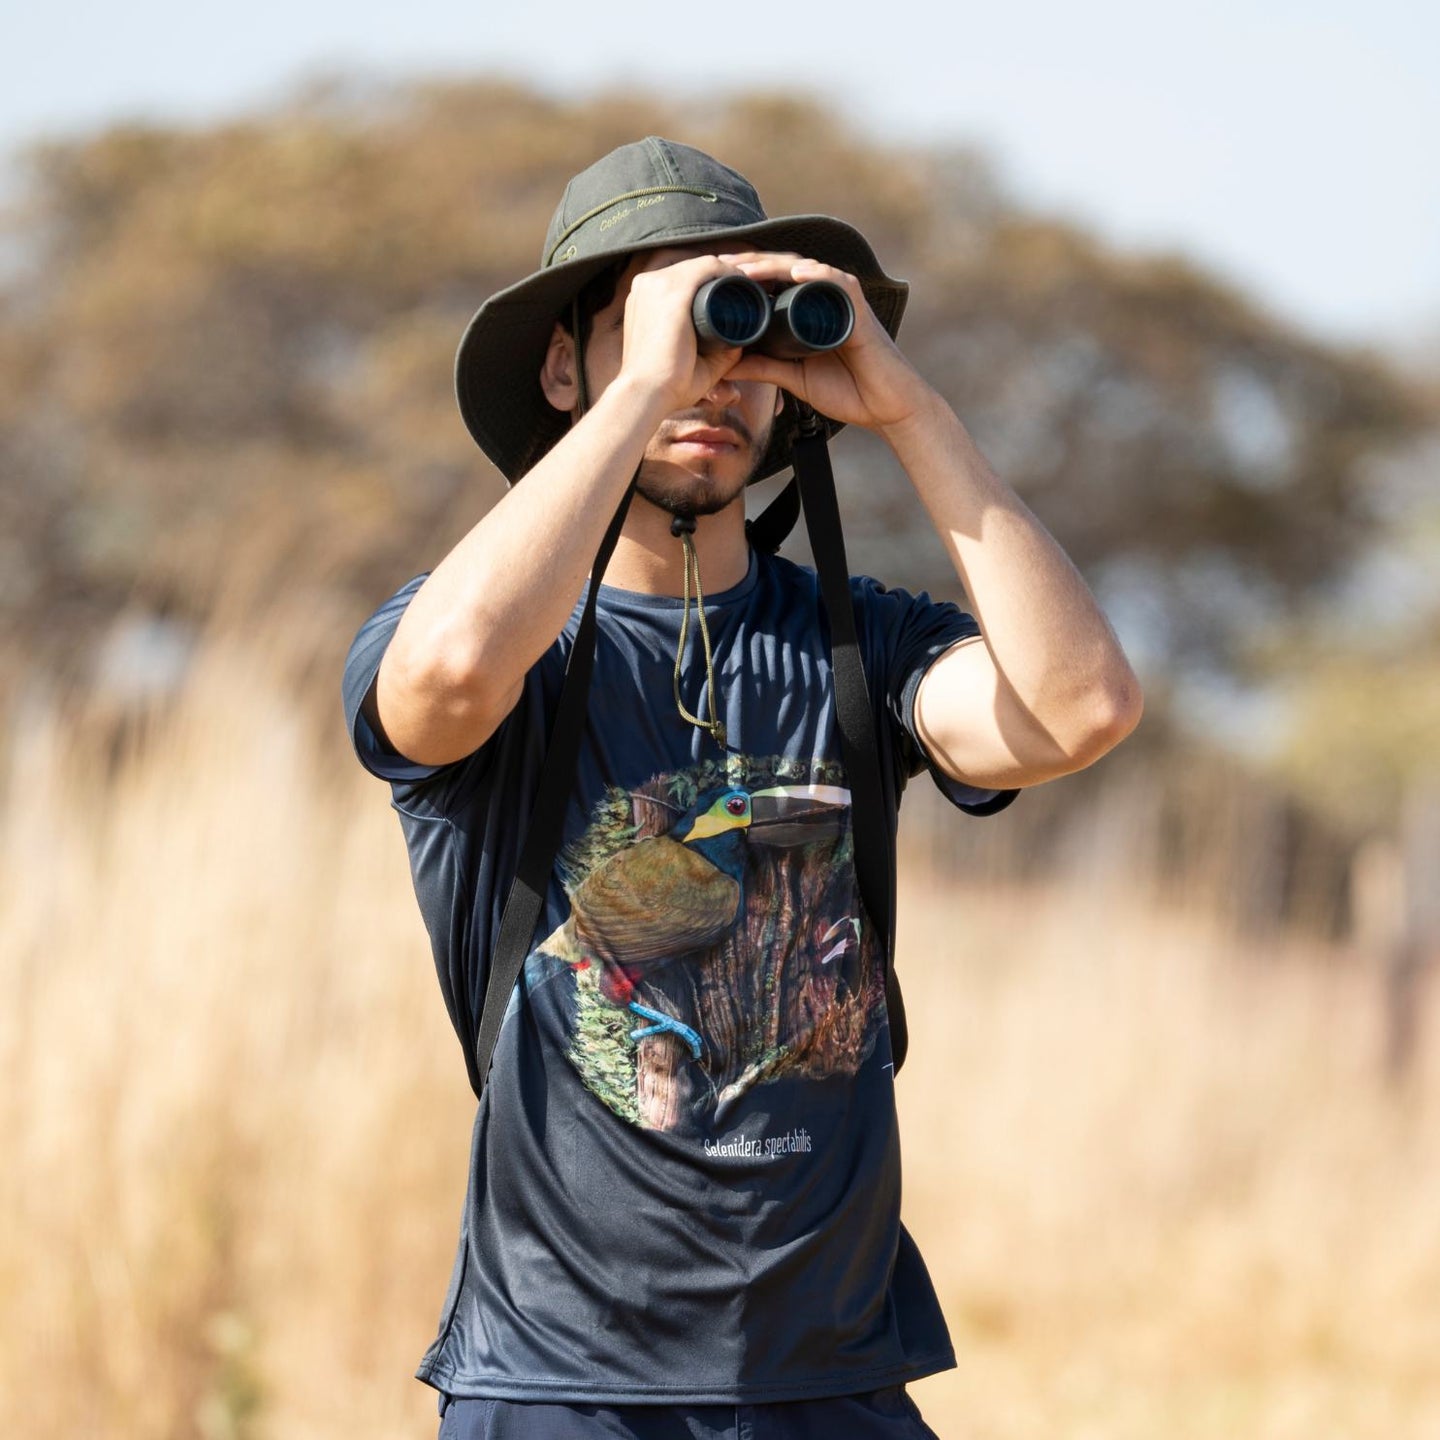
637,459,752,519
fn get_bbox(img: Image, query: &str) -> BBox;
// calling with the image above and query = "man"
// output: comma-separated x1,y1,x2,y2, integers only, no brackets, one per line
343,136,1141,1438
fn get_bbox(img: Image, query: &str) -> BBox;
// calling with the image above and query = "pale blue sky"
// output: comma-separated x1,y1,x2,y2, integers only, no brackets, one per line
6,0,1436,349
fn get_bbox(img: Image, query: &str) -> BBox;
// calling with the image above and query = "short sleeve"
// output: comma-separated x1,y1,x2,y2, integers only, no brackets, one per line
341,573,453,785
853,575,1019,818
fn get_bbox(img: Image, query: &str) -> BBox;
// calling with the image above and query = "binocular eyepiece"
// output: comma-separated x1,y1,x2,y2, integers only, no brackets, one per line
692,276,854,359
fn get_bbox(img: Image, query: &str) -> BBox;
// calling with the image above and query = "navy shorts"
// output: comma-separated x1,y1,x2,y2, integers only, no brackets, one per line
436,1386,941,1438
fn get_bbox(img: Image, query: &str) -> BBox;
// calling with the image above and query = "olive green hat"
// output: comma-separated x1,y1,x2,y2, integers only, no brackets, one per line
454,135,909,483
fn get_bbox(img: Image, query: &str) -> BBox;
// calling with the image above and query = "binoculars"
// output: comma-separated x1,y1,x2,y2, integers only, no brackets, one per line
692,277,854,360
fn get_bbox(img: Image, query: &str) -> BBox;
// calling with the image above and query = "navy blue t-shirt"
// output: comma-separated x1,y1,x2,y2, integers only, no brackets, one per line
342,547,1016,1405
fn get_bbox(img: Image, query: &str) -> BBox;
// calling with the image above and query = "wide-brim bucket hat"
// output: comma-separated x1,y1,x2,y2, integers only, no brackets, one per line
455,136,909,484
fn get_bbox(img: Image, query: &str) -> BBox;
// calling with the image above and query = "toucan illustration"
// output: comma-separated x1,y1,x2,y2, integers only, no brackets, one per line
548,783,852,1059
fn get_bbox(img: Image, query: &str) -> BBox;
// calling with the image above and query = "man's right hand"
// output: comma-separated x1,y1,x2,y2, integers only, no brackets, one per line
603,251,752,414
368,246,778,770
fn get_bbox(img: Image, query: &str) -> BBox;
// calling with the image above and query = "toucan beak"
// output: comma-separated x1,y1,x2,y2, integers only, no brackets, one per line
747,784,850,847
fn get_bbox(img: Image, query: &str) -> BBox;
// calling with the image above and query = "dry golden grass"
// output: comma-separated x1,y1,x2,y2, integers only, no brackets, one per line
899,881,1440,1439
2,630,1438,1439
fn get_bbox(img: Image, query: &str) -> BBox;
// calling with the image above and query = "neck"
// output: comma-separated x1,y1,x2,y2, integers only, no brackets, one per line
602,492,751,596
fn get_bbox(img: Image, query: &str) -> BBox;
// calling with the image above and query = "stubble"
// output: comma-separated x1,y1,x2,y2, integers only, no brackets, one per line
637,408,774,520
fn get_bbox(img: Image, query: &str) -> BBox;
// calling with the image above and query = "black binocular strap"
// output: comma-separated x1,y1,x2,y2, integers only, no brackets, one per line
790,413,906,1073
470,434,903,1101
470,480,635,1101
743,475,799,555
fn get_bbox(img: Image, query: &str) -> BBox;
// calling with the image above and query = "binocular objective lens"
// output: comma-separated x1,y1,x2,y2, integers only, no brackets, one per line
710,284,768,345
786,283,853,350
693,276,770,349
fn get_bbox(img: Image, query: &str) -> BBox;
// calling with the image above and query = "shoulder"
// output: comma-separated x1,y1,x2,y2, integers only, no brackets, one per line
753,549,818,595
757,551,935,610
752,550,893,614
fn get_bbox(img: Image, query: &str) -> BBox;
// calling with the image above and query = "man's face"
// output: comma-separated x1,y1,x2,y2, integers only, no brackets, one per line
570,245,784,519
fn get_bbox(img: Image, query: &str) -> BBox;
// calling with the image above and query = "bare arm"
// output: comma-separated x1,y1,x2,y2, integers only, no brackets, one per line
885,395,1142,789
369,376,666,765
723,251,1143,788
369,254,751,766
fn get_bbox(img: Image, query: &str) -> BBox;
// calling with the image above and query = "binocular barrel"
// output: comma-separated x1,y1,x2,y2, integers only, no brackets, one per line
692,277,855,358
692,276,770,350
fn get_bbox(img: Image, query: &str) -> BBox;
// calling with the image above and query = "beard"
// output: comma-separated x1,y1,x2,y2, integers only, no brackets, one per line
635,406,774,520
635,459,749,519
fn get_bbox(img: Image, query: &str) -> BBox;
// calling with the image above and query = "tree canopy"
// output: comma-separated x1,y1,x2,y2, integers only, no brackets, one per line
1,78,1433,821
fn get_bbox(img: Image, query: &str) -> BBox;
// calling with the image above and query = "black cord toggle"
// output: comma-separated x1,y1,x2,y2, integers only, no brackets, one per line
793,399,828,440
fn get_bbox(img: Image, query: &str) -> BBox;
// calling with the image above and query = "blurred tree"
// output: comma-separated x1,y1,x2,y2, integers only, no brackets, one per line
0,78,1431,808
1266,419,1440,830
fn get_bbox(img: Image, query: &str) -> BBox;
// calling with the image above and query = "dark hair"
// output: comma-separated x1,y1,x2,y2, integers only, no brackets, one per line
555,258,628,338
515,258,633,476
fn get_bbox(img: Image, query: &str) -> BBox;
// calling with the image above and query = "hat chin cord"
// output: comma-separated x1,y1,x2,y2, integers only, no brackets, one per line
572,294,728,755
669,513,727,752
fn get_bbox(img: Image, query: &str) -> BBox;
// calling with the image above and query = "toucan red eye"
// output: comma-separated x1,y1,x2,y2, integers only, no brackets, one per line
726,796,747,816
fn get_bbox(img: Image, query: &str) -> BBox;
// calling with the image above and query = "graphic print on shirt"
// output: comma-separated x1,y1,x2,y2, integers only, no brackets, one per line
525,754,887,1132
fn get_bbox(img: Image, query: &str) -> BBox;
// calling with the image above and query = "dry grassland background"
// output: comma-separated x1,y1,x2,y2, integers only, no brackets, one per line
2,78,1436,1440
3,621,1438,1440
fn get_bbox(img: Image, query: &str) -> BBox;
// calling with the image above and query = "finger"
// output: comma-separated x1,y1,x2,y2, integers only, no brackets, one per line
716,250,802,265
628,253,743,297
790,258,864,296
623,256,745,338
725,352,808,396
717,252,810,284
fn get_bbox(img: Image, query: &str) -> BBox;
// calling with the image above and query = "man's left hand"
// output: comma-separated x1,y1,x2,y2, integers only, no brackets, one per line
716,252,936,432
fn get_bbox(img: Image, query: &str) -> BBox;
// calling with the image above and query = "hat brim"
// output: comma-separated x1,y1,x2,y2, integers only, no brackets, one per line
454,214,909,485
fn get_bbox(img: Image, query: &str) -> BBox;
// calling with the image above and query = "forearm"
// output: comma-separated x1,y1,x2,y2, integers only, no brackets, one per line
880,389,1140,748
378,377,670,758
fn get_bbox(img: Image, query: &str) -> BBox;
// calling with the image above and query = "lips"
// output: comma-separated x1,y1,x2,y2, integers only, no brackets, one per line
673,427,742,448
665,407,754,450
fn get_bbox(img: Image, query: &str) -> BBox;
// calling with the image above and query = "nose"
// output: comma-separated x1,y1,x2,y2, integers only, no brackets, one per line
703,372,741,406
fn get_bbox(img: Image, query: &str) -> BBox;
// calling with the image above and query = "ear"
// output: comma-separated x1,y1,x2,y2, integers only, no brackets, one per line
539,322,578,413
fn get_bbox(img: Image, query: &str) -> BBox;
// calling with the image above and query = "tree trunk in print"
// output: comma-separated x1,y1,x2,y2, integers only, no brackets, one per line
619,764,886,1128
554,758,885,1131
635,1033,690,1130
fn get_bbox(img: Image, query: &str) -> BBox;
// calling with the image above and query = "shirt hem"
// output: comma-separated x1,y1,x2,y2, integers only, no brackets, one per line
414,1350,957,1405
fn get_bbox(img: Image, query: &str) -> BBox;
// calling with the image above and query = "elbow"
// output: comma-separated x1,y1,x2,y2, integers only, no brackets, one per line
388,620,483,713
380,622,514,762
1066,667,1144,767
